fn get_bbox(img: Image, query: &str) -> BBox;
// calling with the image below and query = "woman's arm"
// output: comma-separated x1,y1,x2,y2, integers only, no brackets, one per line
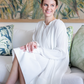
37,21,68,60
41,26,68,60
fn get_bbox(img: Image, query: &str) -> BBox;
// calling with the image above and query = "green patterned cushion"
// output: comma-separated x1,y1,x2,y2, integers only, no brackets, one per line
71,25,84,71
67,26,73,56
67,26,73,66
0,25,14,56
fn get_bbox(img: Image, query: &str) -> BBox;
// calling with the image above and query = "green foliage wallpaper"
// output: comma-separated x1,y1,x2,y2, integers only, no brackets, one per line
0,0,84,19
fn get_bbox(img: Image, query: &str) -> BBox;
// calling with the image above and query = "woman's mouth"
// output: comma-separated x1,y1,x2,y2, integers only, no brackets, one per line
46,11,51,14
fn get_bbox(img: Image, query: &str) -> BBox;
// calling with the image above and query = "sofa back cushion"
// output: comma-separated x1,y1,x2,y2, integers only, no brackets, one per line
13,28,34,48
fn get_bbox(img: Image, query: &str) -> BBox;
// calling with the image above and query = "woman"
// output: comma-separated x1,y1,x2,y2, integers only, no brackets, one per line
6,0,69,84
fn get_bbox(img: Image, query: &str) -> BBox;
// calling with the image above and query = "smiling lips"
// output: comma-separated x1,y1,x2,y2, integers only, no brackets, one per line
46,11,51,14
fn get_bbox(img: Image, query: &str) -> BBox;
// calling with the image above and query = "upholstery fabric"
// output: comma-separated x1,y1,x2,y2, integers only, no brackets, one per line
0,56,84,84
71,25,84,71
13,28,33,48
62,74,83,84
0,25,14,56
71,67,84,79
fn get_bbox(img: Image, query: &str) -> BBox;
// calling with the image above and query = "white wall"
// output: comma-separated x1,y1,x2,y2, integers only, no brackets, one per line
65,23,84,34
0,22,84,34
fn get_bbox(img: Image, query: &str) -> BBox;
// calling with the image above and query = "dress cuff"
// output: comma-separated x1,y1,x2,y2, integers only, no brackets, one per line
32,41,40,47
34,41,40,47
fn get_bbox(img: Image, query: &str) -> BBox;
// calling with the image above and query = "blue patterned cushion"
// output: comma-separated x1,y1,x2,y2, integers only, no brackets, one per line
0,25,14,56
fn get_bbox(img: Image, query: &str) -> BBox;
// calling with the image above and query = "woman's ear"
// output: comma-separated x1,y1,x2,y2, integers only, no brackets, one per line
56,5,58,10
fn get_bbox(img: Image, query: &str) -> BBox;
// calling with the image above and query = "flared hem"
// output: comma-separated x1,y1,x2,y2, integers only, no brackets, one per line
12,48,49,84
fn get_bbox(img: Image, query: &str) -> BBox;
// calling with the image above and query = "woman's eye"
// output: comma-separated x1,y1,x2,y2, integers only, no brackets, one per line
51,5,54,7
44,4,48,6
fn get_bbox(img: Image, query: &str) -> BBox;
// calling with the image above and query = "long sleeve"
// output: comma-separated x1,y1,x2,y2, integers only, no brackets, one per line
40,20,68,60
32,20,69,60
41,25,68,60
32,21,43,42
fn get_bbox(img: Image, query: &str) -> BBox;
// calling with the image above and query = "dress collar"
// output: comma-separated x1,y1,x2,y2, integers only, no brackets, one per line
43,19,57,26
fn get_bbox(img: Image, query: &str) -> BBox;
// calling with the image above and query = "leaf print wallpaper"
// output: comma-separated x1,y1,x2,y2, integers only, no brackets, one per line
0,0,84,19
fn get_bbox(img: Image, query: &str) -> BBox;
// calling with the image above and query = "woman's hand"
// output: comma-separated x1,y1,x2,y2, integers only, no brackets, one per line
20,42,37,52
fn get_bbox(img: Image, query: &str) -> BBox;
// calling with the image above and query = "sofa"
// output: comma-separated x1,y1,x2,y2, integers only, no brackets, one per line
0,22,84,84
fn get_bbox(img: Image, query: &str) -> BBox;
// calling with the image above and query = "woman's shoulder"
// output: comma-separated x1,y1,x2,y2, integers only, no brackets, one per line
35,21,43,28
54,19,66,28
55,19,65,25
54,19,66,31
35,21,43,30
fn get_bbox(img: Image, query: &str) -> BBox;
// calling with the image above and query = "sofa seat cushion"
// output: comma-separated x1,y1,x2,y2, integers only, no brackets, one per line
71,67,84,79
0,56,84,84
0,56,12,83
62,74,83,84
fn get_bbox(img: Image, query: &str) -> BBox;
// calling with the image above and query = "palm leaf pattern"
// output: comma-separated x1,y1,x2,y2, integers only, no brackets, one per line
0,0,84,19
0,25,14,56
57,0,84,19
0,0,43,19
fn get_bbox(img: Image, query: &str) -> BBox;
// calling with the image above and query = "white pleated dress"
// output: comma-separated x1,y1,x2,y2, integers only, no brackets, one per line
12,19,69,84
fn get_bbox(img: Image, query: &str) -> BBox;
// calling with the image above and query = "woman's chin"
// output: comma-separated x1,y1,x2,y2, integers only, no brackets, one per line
45,14,52,17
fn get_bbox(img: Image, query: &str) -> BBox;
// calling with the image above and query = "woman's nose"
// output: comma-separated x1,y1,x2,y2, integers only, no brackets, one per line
47,5,50,9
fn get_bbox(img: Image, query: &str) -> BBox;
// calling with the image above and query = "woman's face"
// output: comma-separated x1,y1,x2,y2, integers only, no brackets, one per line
41,0,58,17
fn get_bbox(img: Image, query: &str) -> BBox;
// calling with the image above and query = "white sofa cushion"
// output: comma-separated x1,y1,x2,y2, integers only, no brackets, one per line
62,74,83,84
0,56,84,84
71,67,84,79
13,28,34,48
0,56,12,83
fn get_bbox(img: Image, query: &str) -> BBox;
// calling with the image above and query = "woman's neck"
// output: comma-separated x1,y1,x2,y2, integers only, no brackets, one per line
44,16,56,25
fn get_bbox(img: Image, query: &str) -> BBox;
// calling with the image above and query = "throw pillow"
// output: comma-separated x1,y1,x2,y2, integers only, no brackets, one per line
67,26,73,56
66,26,73,67
0,25,14,56
71,25,84,71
